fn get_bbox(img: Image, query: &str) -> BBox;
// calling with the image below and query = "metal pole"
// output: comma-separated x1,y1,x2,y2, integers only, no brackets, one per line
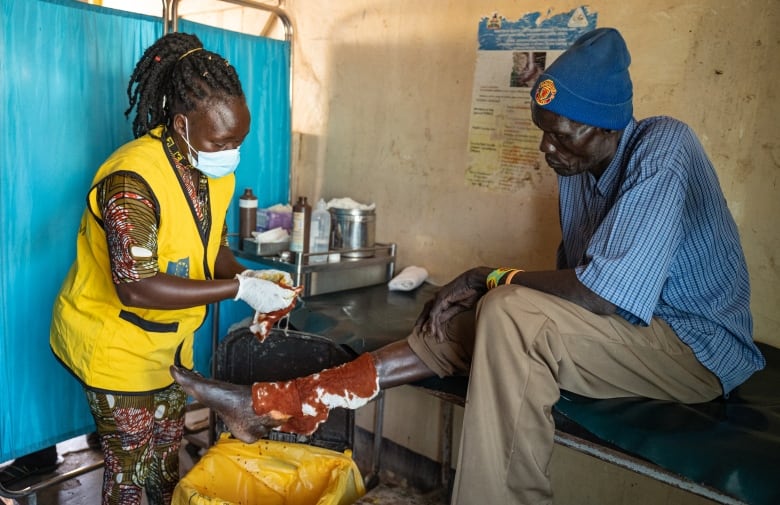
162,0,174,34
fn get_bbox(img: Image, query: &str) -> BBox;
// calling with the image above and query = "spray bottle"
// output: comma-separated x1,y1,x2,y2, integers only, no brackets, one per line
308,199,331,264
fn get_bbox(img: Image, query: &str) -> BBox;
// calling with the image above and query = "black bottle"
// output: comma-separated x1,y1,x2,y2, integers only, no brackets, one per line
238,188,258,240
290,196,311,254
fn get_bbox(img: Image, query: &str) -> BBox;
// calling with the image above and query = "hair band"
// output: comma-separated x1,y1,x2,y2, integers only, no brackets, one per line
178,47,203,61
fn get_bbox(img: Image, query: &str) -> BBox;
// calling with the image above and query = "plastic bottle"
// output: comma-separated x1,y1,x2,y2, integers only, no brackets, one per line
238,188,258,241
290,196,311,255
308,199,331,264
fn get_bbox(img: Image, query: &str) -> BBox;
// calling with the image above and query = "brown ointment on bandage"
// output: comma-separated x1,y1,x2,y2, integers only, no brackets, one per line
249,283,303,341
251,353,380,435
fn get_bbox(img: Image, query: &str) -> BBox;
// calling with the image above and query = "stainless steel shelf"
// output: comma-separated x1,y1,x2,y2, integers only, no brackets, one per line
234,242,396,297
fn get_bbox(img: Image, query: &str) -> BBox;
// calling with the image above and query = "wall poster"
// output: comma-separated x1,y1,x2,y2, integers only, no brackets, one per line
466,7,597,193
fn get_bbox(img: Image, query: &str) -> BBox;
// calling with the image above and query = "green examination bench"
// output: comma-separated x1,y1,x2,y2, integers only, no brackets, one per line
289,282,780,505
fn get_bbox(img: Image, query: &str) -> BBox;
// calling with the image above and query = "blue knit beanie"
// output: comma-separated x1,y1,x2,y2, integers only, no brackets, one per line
530,28,633,130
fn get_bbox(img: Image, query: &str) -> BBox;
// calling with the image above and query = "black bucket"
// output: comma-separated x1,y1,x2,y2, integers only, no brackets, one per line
214,327,358,453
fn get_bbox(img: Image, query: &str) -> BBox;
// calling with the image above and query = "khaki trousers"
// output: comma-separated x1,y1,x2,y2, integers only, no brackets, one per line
408,285,722,505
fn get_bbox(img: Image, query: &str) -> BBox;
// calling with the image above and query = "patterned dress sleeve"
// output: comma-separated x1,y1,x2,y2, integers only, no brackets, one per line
94,172,160,283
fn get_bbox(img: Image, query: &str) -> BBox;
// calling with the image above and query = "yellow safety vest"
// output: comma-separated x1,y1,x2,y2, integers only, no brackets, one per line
50,127,235,393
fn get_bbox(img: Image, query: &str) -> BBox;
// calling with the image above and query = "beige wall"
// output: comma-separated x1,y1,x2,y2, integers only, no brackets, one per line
281,1,778,502
286,0,779,349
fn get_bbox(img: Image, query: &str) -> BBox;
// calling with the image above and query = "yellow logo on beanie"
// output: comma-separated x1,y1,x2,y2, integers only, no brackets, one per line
535,79,557,105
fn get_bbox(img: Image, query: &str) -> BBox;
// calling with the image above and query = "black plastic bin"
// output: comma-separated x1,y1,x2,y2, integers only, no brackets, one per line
214,327,358,453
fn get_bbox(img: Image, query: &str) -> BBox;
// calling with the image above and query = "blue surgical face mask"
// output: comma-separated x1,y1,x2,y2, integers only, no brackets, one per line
182,117,241,178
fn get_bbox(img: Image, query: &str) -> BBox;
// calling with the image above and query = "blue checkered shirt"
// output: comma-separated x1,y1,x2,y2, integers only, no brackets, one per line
557,117,764,394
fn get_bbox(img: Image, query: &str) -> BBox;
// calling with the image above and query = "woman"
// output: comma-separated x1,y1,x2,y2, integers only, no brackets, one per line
49,32,297,505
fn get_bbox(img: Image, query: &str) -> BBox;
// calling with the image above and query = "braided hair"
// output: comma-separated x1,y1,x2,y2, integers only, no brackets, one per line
125,32,245,139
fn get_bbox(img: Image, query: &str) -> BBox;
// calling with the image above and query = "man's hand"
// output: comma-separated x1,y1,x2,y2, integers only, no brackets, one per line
414,267,492,342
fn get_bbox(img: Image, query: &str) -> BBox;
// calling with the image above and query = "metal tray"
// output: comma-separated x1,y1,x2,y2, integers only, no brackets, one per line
234,242,396,297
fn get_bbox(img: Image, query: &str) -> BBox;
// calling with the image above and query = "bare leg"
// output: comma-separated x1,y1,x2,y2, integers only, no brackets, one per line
170,340,436,440
169,366,281,443
373,339,436,388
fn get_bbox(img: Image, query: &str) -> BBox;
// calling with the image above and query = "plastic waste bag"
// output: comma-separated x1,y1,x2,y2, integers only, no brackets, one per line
173,435,365,505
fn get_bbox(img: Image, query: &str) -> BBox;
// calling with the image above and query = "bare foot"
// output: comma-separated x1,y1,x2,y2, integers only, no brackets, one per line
170,365,282,443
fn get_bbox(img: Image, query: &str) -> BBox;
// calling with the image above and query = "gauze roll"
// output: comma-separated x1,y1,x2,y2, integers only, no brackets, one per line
388,266,428,291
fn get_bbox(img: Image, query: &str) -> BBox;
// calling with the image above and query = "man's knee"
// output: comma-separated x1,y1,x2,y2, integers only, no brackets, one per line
406,309,476,377
478,285,540,320
476,285,551,351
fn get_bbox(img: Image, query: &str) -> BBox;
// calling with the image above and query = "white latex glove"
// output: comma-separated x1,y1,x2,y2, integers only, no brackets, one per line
241,269,294,287
235,274,298,313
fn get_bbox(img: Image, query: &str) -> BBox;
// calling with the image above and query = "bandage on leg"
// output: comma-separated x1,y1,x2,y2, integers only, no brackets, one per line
252,353,380,435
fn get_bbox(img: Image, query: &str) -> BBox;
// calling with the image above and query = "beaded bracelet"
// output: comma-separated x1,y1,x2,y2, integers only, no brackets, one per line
486,268,524,289
486,268,512,289
503,269,523,285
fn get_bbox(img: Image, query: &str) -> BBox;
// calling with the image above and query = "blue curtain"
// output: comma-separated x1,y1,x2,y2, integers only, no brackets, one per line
0,0,290,461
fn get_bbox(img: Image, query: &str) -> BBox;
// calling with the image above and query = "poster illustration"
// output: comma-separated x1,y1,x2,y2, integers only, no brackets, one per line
466,7,597,193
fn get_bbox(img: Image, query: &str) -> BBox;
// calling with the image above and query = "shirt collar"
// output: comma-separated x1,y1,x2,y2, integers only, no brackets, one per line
593,118,637,195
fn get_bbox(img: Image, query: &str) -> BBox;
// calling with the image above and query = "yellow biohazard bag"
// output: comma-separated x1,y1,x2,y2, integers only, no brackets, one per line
172,435,366,505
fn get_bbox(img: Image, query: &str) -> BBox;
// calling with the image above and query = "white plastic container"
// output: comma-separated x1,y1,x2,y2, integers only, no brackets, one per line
308,199,331,264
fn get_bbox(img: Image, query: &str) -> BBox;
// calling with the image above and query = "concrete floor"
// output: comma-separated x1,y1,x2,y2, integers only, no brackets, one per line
0,433,205,505
0,407,209,505
0,408,444,505
0,438,443,505
4,421,719,505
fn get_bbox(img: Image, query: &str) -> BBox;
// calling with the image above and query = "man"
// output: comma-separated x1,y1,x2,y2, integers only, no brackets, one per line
171,28,765,504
